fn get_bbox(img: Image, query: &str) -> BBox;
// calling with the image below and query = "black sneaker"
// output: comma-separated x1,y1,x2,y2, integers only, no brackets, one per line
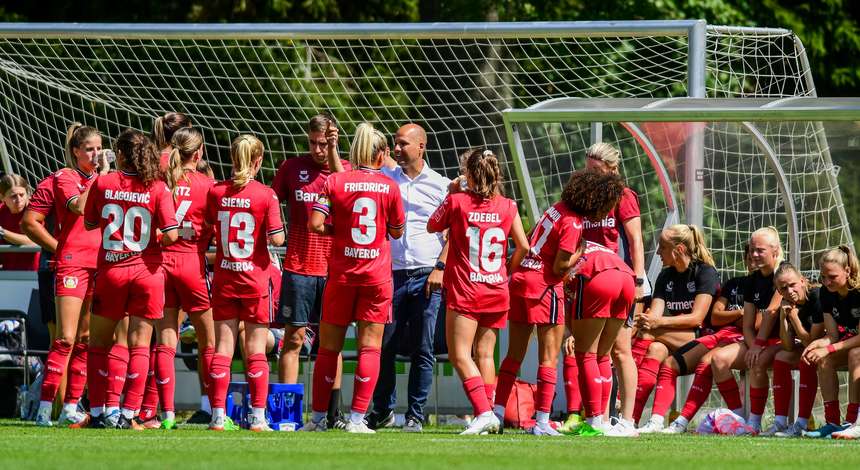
185,409,212,425
89,415,107,429
365,410,395,430
116,415,144,430
328,410,348,430
402,416,423,433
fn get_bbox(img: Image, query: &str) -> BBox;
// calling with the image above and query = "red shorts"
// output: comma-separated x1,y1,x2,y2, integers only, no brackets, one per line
456,310,508,329
212,294,274,325
321,280,392,327
55,265,96,299
570,269,635,321
509,286,564,325
163,251,211,313
92,263,165,321
696,326,745,350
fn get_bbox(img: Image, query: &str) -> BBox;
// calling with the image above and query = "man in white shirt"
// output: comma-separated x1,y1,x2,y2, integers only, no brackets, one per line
366,123,449,432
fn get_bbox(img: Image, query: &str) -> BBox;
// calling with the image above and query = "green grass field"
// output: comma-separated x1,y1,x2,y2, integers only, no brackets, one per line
3,420,860,469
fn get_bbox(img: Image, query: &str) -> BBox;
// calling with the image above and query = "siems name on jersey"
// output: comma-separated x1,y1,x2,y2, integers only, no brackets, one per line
345,247,380,259
470,271,503,283
221,197,251,208
105,189,151,204
467,212,501,223
295,190,319,202
221,260,254,272
344,182,390,193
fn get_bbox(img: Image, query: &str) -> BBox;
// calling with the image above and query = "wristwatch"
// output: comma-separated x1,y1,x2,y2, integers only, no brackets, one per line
635,277,645,286
434,261,446,271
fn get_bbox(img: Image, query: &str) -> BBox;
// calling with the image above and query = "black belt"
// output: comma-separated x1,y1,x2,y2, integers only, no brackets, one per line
394,266,434,277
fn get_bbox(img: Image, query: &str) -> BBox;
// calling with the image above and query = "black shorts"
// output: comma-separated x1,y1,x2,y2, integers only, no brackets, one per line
277,271,326,327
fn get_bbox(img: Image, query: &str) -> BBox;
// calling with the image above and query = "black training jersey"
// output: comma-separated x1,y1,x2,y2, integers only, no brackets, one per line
820,287,860,335
743,268,779,311
720,275,747,311
795,287,823,332
653,261,719,317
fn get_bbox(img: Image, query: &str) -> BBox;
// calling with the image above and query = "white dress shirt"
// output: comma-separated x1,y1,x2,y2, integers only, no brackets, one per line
383,162,450,270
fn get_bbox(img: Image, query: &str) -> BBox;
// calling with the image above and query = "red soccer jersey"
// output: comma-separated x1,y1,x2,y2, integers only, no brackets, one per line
582,187,640,253
428,192,518,314
510,201,583,298
312,168,405,285
28,174,55,217
84,171,178,268
164,171,215,253
271,155,351,276
0,205,40,271
205,180,284,298
569,241,635,281
159,149,171,173
53,168,100,268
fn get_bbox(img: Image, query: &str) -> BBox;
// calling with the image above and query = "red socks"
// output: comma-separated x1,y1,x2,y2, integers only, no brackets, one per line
598,355,612,414
749,386,768,416
311,347,339,413
200,346,215,394
140,347,159,420
86,346,108,409
155,345,177,412
63,343,88,405
631,338,653,367
716,378,743,411
106,344,129,407
122,346,151,412
494,357,521,408
652,365,678,417
633,357,660,422
772,359,792,417
462,376,491,415
798,361,818,420
847,403,859,424
681,363,713,420
536,366,557,414
563,355,581,413
575,351,602,418
351,347,381,414
246,353,270,409
208,353,232,409
40,339,71,402
824,400,841,425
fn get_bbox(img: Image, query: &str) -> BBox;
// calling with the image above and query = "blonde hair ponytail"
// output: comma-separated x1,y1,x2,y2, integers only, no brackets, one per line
167,127,204,190
666,224,714,266
64,122,100,169
231,134,263,188
586,142,621,172
820,245,860,291
349,122,387,168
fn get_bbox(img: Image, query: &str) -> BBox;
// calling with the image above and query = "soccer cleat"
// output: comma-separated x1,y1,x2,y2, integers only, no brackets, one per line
208,415,240,431
248,414,273,432
529,422,562,436
88,415,107,429
102,410,121,428
185,409,212,425
606,419,639,438
460,411,500,435
760,421,789,437
559,413,583,434
637,416,665,434
179,323,196,344
571,422,604,437
774,421,806,438
160,418,177,430
116,415,144,431
35,406,53,427
299,419,328,432
139,416,162,429
832,424,860,440
660,420,687,435
805,423,849,439
365,410,395,430
67,413,91,429
402,417,423,433
345,421,376,434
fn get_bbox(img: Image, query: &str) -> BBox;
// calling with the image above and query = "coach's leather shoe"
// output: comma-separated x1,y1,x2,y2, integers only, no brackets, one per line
299,419,328,432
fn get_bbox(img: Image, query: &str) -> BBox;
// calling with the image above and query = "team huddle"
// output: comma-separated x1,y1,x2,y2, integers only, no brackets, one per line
7,110,860,437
